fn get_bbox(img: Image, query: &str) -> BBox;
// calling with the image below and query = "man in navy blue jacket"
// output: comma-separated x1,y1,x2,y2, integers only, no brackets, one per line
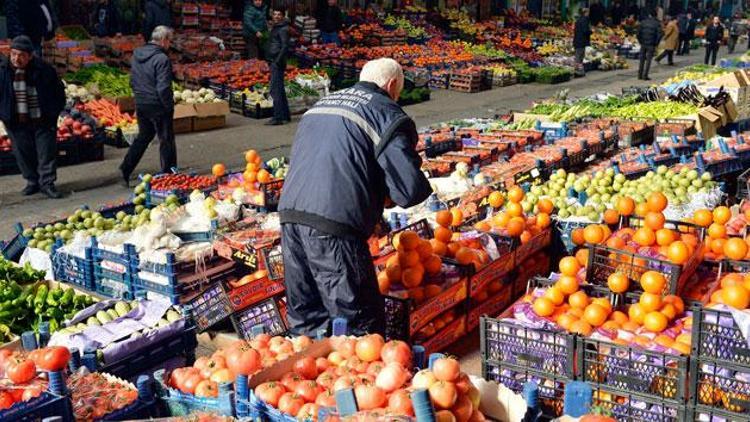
278,58,433,336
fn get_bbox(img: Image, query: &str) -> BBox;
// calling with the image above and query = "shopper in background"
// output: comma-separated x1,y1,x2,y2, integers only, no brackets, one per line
143,0,172,43
610,1,624,26
683,12,697,54
94,0,120,37
243,0,268,59
637,11,663,80
318,0,343,45
573,9,591,74
589,0,604,26
728,13,744,54
704,16,724,65
120,26,176,187
0,36,65,198
5,0,57,57
278,58,433,336
656,16,678,65
265,5,291,126
677,13,689,55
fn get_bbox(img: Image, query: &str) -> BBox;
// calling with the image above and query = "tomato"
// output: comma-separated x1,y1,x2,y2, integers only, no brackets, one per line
169,367,198,389
278,393,305,416
327,351,345,366
366,361,385,377
225,346,261,377
297,403,320,421
432,357,460,382
315,390,337,407
295,380,322,403
332,376,357,392
388,389,414,416
195,380,219,398
355,334,385,363
249,333,272,350
315,357,330,373
269,338,293,356
454,372,471,395
39,347,71,372
293,357,318,380
291,336,312,352
0,391,14,410
22,385,44,402
429,381,458,410
435,410,457,422
336,338,356,359
345,356,368,374
27,349,43,368
281,372,303,391
255,382,286,407
194,356,210,371
354,384,386,410
181,373,204,395
315,372,336,390
7,359,36,384
200,357,227,379
412,369,437,390
209,368,233,384
375,363,409,393
381,340,412,368
451,395,473,422
0,349,14,371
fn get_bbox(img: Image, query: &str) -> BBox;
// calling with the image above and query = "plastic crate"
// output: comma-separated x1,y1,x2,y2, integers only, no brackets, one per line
231,296,287,339
514,226,552,264
189,282,235,332
0,222,29,261
577,337,689,402
590,385,688,421
691,359,750,418
468,234,515,298
0,392,73,421
154,369,235,416
482,360,568,419
52,244,95,291
737,167,750,200
554,219,590,255
262,246,284,281
691,303,750,365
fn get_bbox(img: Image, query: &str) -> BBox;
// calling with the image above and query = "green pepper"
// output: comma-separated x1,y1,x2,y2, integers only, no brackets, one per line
51,287,63,300
34,285,48,309
12,283,35,307
59,288,75,307
48,318,59,333
46,293,58,307
85,295,95,305
73,295,87,308
0,310,16,321
46,308,63,320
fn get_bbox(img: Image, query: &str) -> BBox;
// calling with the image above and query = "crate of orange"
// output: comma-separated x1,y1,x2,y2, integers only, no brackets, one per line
467,274,513,331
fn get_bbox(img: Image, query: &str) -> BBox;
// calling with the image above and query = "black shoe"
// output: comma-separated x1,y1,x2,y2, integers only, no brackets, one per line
643,77,651,81
40,185,62,199
22,184,39,196
265,119,284,126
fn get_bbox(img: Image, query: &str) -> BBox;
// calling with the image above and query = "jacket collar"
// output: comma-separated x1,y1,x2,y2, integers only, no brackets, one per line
356,81,393,100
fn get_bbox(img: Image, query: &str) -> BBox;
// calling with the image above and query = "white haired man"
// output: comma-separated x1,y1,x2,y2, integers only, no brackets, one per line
278,58,433,336
120,26,176,186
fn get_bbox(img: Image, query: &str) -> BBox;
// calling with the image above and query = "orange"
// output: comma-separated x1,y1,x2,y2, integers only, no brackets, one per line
454,247,476,266
532,297,555,317
243,170,257,183
544,286,565,306
617,196,636,216
583,225,605,244
603,209,621,225
621,321,640,332
399,250,421,268
435,210,453,228
536,213,551,229
434,227,453,244
672,341,691,355
610,310,629,325
655,228,676,246
492,212,510,228
575,248,590,267
446,242,461,258
506,218,526,237
423,255,442,275
245,149,259,163
633,227,656,246
430,239,447,256
568,290,590,309
713,206,731,225
399,231,421,250
401,267,424,288
639,292,663,312
385,263,402,283
660,303,678,320
377,272,391,294
416,240,434,260
571,228,585,246
634,202,650,217
557,275,579,295
245,162,260,172
592,297,613,313
628,303,647,324
724,238,749,260
600,224,612,240
693,209,713,227
569,320,593,336
212,163,226,177
640,271,667,296
654,334,674,348
721,285,750,309
667,241,690,265
507,186,525,203
647,192,668,212
583,304,609,327
506,202,523,218
257,169,271,183
559,256,582,276
557,313,579,331
643,311,668,332
707,223,727,240
602,321,620,332
606,236,626,250
520,230,533,244
644,212,666,230
450,208,463,227
488,191,505,208
662,295,685,314
711,238,726,255
568,307,584,318
537,198,554,214
607,272,629,293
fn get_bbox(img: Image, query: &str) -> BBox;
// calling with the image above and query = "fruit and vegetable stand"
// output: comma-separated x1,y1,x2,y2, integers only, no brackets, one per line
6,58,750,421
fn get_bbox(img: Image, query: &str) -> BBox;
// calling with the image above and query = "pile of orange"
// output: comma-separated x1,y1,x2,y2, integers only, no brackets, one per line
475,187,552,244
694,206,750,261
378,230,445,301
708,273,750,310
431,209,490,272
243,150,272,186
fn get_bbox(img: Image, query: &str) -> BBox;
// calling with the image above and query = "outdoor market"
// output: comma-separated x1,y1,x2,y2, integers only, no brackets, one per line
4,1,750,421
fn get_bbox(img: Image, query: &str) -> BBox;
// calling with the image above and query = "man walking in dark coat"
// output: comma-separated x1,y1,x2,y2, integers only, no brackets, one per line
573,9,592,74
243,0,268,59
677,13,689,55
705,16,724,65
278,58,433,336
265,5,291,126
637,11,663,80
143,0,172,42
0,36,65,198
318,0,343,45
6,0,56,57
120,26,176,186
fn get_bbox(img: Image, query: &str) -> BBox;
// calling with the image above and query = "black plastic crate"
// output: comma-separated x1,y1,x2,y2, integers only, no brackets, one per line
737,167,750,200
577,337,690,402
386,218,434,246
692,403,750,421
482,360,568,419
230,296,287,339
692,304,750,365
261,245,284,281
691,359,750,418
259,179,284,211
590,385,688,421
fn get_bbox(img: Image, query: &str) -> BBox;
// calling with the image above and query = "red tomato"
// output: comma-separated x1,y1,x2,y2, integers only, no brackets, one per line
315,357,330,373
181,373,204,395
22,385,44,402
7,359,36,384
293,357,318,380
225,347,261,377
200,357,227,379
354,384,386,410
432,357,460,382
39,347,72,372
315,371,336,390
355,334,385,363
297,403,320,420
366,361,385,377
278,393,305,416
429,381,458,410
255,382,287,407
388,389,414,416
294,380,322,403
195,380,219,398
381,340,412,368
0,391,14,410
375,363,409,393
281,372,303,392
315,390,337,407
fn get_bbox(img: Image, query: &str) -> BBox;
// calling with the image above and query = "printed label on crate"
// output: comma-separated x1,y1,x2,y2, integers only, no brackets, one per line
227,276,285,312
232,247,259,274
514,167,542,186
231,297,286,338
470,252,514,297
421,317,466,355
188,282,233,331
610,374,651,392
409,279,467,335
468,284,512,330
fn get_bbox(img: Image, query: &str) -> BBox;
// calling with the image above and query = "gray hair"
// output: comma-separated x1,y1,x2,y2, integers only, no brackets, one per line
151,26,174,42
359,58,404,90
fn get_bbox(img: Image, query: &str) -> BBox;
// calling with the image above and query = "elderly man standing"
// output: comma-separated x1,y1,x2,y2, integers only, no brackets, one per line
0,36,65,198
120,26,176,186
278,58,433,336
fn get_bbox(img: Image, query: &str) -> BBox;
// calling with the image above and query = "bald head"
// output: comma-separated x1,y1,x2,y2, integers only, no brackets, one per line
360,58,404,101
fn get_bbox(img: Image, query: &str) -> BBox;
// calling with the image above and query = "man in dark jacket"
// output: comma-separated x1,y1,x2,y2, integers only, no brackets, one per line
573,9,591,73
243,0,268,59
611,1,624,26
6,0,56,57
705,16,724,65
683,12,697,54
637,12,663,80
120,26,176,186
94,0,120,37
677,13,689,55
0,36,65,198
589,0,604,26
727,13,744,54
317,0,343,45
265,6,291,126
143,0,172,43
278,58,433,336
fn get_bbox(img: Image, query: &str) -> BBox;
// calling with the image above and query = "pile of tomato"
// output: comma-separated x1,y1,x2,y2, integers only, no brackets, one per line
149,173,217,193
0,346,71,411
69,372,139,420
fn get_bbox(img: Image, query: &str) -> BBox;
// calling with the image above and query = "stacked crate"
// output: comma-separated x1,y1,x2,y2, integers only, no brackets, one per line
449,69,485,93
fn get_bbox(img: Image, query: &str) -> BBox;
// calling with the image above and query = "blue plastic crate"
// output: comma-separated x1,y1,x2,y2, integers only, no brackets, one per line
98,201,137,219
154,369,235,416
93,263,135,299
0,222,28,261
554,219,591,254
52,246,95,291
0,392,74,421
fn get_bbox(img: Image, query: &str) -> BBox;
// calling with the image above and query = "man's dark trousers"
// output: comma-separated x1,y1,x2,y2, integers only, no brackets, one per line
7,123,56,188
120,106,176,176
281,223,385,337
639,46,655,79
270,59,290,122
705,44,719,65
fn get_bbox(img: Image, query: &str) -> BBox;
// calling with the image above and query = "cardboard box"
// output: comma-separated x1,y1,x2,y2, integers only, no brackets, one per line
103,96,136,113
724,97,739,123
173,104,196,134
704,71,749,106
697,108,722,139
192,101,229,131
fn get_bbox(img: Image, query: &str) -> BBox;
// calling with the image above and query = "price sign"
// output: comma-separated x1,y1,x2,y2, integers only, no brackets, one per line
514,167,542,186
188,282,234,332
232,247,259,275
